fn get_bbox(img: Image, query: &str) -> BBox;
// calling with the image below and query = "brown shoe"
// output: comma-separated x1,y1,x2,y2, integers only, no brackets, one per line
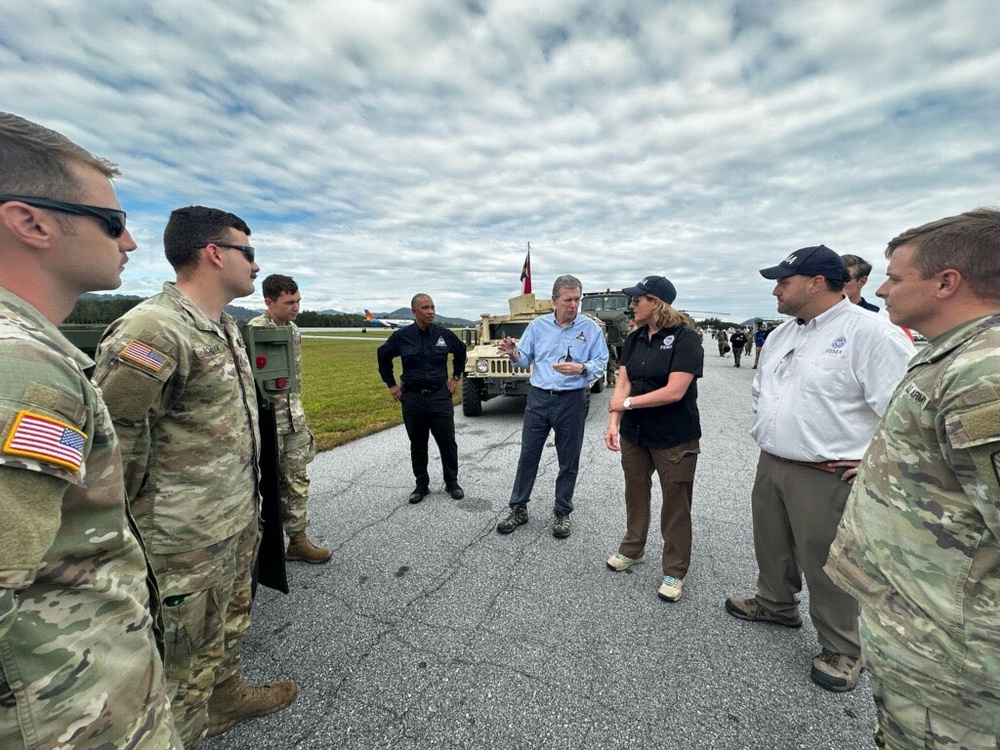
724,596,802,628
207,675,298,737
286,532,332,564
810,649,862,692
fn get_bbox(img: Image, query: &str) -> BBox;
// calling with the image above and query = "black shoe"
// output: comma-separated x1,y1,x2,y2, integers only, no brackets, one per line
552,514,571,539
496,506,528,534
408,487,429,504
446,484,465,500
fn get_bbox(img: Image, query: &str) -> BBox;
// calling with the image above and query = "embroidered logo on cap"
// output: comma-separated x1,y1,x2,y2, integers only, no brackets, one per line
120,339,168,373
3,411,86,472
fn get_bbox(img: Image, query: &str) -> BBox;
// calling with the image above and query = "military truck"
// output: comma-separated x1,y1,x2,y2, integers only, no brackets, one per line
580,289,632,385
461,292,606,417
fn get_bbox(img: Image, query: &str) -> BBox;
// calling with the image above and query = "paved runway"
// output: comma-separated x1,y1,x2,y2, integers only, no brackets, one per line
206,344,877,749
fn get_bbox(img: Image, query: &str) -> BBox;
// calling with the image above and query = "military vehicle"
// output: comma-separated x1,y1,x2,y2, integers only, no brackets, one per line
461,292,606,417
580,289,632,385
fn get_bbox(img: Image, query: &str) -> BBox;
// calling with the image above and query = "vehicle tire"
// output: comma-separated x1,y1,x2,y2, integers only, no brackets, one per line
590,376,605,394
462,378,483,417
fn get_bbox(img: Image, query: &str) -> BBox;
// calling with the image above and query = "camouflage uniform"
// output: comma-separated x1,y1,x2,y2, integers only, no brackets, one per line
827,313,1000,743
249,312,315,535
94,282,261,748
0,287,180,749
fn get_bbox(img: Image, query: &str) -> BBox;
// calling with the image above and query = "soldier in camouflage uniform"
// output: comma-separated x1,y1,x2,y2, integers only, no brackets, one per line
0,113,180,748
249,274,331,563
95,207,296,747
827,208,1000,749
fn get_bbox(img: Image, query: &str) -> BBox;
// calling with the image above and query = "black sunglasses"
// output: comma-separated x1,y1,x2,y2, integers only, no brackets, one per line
0,194,128,238
200,242,255,263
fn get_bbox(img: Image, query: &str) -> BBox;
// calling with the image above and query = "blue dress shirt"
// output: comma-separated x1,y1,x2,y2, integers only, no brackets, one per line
511,313,609,390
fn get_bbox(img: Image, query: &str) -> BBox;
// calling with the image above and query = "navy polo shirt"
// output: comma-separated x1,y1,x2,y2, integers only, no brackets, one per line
377,323,467,390
619,324,703,449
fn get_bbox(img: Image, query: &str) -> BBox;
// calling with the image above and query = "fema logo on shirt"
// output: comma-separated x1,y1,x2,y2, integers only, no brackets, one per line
660,335,675,350
575,332,586,341
826,336,846,355
435,336,447,348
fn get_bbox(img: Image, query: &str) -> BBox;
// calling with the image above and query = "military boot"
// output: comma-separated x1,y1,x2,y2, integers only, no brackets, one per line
285,532,332,564
206,675,298,737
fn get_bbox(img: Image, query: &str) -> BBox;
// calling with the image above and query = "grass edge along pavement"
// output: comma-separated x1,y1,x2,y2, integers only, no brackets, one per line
301,336,461,451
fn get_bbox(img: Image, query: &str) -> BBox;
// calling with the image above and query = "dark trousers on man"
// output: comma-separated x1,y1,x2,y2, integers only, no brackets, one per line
750,451,860,657
509,386,586,516
401,387,458,490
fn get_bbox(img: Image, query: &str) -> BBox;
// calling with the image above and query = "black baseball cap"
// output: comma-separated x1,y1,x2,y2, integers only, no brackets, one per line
623,275,677,304
759,245,848,281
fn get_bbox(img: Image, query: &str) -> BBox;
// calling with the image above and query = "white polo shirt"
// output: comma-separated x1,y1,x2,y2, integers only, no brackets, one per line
750,296,915,462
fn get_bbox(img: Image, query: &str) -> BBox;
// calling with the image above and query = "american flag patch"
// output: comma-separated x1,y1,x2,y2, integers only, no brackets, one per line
120,339,168,373
3,411,86,472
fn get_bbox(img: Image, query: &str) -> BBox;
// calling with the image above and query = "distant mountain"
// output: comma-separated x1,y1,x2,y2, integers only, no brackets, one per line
364,308,475,327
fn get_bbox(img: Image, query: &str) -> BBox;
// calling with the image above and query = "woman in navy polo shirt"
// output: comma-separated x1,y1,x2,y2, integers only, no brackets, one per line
604,275,703,602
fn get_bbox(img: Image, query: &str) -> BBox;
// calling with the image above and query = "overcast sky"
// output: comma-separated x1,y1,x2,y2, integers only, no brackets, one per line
3,0,997,321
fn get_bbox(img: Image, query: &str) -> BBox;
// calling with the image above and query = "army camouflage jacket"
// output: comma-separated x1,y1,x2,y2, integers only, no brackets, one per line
95,282,261,554
0,287,179,749
827,312,1000,733
248,312,309,433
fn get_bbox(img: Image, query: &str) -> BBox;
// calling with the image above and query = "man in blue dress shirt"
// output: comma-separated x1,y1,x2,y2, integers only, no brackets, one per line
496,275,609,539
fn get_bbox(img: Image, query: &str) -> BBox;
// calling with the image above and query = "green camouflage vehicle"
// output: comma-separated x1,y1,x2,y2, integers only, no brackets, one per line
580,289,632,385
461,292,606,417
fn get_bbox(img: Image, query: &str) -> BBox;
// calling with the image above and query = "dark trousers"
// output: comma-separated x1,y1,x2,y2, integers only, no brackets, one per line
401,387,458,490
509,386,586,516
618,437,699,578
751,451,860,656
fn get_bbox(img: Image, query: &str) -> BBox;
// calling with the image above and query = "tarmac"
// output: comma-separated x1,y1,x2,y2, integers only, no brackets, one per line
205,343,878,750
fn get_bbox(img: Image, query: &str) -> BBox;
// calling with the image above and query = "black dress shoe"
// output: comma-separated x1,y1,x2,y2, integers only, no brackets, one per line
446,484,465,500
408,488,429,504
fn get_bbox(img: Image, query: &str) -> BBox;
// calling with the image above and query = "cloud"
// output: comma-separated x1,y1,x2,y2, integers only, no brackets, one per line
2,0,997,320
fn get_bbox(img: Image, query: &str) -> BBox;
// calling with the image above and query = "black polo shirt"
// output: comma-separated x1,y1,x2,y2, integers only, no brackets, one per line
619,324,703,449
377,323,467,391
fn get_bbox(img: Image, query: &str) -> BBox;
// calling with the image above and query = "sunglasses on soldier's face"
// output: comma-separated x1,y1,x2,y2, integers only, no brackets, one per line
0,194,127,238
199,242,255,263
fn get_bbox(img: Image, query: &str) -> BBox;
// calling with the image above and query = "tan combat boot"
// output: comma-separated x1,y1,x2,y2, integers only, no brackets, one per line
285,532,332,564
206,674,298,737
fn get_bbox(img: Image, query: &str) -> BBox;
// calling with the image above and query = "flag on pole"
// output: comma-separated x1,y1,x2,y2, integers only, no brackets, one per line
520,244,532,294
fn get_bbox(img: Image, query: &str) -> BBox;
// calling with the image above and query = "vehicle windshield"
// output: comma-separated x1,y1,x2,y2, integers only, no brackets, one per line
581,295,629,312
489,321,528,340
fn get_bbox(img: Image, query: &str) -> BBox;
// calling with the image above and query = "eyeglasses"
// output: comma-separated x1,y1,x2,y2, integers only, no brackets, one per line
629,296,645,306
200,242,255,263
0,194,127,238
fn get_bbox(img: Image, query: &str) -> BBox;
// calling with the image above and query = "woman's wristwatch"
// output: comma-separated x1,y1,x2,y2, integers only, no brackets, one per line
623,397,633,410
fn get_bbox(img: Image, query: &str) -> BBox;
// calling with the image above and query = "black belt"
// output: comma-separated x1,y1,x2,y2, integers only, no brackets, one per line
405,384,446,395
531,385,585,396
768,452,839,474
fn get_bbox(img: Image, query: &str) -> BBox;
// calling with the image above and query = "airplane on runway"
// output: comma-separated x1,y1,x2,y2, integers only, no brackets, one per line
363,309,413,329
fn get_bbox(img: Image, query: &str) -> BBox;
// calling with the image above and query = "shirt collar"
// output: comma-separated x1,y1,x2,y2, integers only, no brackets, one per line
911,312,1000,368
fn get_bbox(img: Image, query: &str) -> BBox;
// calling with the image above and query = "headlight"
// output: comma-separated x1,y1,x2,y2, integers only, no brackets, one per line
475,359,489,373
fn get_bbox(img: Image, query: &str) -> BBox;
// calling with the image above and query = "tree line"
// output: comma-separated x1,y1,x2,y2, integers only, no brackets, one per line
66,297,371,327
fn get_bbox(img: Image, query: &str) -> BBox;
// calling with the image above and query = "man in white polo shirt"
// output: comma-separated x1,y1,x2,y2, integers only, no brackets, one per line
724,245,915,692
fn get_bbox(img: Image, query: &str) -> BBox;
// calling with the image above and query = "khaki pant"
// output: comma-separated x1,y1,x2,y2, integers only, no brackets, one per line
618,438,699,578
750,451,859,656
152,519,259,748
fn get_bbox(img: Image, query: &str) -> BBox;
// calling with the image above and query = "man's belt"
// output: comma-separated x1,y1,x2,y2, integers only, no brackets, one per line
531,385,586,396
769,453,839,473
404,383,445,395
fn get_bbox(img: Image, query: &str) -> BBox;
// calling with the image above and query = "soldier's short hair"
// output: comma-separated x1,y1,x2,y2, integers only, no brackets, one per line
552,274,582,298
410,293,432,310
262,274,297,300
840,254,873,280
887,208,1000,300
0,111,119,203
164,205,251,272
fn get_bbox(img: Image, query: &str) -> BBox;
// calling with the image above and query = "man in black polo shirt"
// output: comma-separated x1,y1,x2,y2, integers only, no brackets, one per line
377,294,467,503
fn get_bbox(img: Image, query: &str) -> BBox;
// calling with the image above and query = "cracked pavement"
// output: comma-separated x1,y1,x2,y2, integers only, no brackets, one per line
205,345,878,749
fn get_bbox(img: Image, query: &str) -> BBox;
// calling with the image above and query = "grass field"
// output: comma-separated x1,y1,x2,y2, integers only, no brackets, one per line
300,335,461,451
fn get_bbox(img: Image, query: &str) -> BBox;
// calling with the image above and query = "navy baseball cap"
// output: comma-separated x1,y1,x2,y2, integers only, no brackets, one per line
759,245,848,281
623,275,677,304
